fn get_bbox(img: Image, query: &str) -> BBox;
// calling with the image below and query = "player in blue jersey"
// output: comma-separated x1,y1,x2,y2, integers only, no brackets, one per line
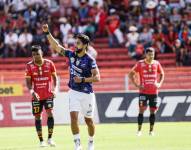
42,24,100,150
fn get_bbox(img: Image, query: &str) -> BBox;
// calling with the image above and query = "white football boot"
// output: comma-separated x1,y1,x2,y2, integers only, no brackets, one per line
88,141,94,150
39,141,47,147
47,138,56,147
74,139,82,150
136,131,142,136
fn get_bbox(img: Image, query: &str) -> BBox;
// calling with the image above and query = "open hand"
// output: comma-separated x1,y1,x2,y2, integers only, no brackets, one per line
32,92,40,101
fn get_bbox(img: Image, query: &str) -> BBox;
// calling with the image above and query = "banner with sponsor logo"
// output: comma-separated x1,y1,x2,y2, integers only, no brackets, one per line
0,92,99,127
96,91,191,123
0,84,23,97
0,91,191,127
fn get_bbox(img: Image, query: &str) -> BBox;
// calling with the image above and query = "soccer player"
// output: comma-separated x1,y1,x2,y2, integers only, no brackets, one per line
25,45,58,147
42,24,100,150
128,47,164,136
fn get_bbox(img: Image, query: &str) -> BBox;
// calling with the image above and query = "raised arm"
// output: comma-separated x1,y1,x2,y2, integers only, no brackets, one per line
42,24,67,56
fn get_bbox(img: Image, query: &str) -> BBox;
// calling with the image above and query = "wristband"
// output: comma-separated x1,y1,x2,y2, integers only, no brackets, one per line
30,89,34,94
81,77,85,83
44,31,50,35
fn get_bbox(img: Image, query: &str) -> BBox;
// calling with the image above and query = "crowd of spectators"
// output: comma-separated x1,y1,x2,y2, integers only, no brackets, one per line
0,0,191,66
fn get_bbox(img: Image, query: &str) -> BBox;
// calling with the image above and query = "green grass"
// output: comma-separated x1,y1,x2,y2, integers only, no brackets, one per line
0,122,191,150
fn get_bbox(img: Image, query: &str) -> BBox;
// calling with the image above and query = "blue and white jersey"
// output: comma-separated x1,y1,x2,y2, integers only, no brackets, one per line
65,50,97,93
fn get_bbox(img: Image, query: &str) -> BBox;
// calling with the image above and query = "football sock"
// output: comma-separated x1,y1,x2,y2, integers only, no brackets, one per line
47,117,54,139
149,114,155,131
138,113,144,131
35,119,43,142
89,136,94,142
74,134,80,143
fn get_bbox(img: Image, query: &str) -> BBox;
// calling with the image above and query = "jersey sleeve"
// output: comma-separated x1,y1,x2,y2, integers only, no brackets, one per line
50,61,56,74
25,64,32,78
90,59,97,69
133,62,140,72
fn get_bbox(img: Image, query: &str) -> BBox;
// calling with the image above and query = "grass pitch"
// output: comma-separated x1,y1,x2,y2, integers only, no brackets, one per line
0,122,190,150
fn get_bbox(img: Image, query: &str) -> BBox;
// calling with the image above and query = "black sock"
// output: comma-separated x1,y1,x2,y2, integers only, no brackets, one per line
47,117,54,139
138,114,144,131
35,119,43,142
138,114,144,125
149,114,155,131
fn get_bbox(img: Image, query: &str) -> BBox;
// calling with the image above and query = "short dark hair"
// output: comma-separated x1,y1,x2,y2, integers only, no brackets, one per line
145,47,155,53
75,33,90,44
31,45,42,52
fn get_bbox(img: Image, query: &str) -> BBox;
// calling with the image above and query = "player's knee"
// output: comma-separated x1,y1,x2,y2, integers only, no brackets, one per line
139,107,146,113
71,116,78,124
85,118,94,126
46,110,53,117
35,115,41,120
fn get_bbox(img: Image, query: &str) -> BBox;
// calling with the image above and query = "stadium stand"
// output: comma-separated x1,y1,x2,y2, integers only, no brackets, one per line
0,0,191,92
1,37,191,92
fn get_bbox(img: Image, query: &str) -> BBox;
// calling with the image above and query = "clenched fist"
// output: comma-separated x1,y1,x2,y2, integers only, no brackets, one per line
42,24,49,33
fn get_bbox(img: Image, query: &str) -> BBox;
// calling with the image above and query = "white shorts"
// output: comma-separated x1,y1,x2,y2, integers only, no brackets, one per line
68,89,95,118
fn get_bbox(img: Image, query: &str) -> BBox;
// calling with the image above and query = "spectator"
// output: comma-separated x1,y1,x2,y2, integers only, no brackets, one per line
163,24,178,53
4,29,18,57
173,39,184,66
0,27,5,57
78,0,90,23
23,5,37,27
126,25,139,57
18,27,33,57
139,26,153,49
134,40,144,60
170,8,182,25
152,24,165,53
59,17,72,44
178,24,191,44
106,8,124,47
84,19,96,40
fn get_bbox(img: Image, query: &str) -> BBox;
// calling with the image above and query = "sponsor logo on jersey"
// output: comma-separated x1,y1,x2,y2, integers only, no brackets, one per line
70,57,75,63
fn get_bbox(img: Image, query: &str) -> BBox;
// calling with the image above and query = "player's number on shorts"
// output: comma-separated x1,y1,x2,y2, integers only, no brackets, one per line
34,106,40,113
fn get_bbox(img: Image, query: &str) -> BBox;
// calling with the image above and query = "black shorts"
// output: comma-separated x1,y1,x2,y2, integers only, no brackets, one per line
32,98,54,116
139,93,158,109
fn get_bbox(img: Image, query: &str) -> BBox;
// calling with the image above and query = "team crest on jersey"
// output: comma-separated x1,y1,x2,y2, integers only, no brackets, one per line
70,57,75,63
141,63,145,67
76,60,80,66
33,72,38,75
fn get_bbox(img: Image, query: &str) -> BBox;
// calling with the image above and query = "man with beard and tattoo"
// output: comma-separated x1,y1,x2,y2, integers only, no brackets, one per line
42,24,100,150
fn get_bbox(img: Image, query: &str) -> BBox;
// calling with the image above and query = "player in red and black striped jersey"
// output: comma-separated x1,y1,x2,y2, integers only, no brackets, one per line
25,45,58,147
128,47,164,136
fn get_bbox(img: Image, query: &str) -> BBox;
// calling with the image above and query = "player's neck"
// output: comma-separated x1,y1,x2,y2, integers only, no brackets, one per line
145,59,154,64
34,59,44,66
77,50,86,57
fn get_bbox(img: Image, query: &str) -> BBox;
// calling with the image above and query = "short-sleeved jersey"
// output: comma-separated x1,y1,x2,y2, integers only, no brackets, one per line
25,59,56,100
133,60,164,94
65,50,97,93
